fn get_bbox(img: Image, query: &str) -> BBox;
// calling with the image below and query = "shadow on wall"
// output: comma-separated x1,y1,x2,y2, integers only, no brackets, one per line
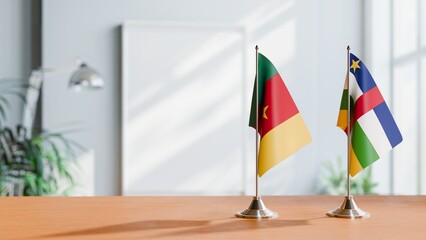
122,0,314,196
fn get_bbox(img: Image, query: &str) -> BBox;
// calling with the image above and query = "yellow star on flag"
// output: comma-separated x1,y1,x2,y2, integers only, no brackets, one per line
263,105,269,119
350,59,361,73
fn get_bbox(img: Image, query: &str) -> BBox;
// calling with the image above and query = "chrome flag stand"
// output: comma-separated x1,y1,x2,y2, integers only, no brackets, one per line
236,196,277,218
327,46,369,219
236,45,277,219
327,195,369,218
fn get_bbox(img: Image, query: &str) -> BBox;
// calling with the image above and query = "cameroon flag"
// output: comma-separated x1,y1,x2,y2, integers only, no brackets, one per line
249,53,311,177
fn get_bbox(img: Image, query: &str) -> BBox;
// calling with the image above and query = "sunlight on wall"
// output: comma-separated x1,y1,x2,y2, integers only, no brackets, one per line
393,62,418,194
42,0,363,196
365,0,426,195
257,19,295,68
123,2,298,195
393,0,417,58
241,0,294,30
173,30,244,79
121,0,361,196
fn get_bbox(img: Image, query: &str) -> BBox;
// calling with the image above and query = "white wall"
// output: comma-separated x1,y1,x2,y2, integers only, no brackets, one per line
364,0,393,194
42,0,362,196
365,0,426,195
0,0,32,126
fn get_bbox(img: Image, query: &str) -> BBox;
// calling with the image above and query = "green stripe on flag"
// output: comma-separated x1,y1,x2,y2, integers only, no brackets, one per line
256,53,279,104
339,90,355,111
249,53,279,127
258,53,279,83
339,89,348,110
352,121,380,168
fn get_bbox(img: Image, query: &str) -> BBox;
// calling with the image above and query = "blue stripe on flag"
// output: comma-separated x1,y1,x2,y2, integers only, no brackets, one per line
374,102,403,148
350,53,376,93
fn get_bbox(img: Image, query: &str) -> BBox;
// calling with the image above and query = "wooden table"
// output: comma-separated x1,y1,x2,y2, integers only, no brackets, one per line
1,196,426,239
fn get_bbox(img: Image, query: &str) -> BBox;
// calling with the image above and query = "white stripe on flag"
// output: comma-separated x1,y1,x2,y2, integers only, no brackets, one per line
357,110,393,157
349,73,363,101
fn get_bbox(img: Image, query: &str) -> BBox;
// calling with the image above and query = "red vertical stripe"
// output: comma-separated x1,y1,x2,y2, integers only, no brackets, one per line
259,74,299,137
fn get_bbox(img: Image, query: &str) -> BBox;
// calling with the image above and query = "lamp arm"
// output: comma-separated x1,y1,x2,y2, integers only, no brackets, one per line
21,72,43,137
21,59,82,136
33,59,82,76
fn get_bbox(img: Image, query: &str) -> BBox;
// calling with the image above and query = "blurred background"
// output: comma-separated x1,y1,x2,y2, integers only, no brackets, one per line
0,0,424,196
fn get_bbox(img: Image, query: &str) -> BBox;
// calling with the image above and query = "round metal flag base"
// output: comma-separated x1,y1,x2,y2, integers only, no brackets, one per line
236,196,278,219
327,195,370,219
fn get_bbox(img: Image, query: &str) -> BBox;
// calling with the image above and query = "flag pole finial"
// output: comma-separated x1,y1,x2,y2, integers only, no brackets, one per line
347,45,350,51
255,45,259,51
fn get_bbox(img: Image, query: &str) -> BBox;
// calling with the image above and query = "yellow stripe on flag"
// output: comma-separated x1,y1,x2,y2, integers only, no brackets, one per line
350,145,363,177
337,109,348,131
258,113,312,177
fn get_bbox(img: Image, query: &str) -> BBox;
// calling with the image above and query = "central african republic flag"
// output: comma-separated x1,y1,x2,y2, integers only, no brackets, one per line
337,53,403,176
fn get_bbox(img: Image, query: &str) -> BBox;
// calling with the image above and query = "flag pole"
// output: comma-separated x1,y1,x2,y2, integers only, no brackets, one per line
236,45,277,219
346,45,351,198
326,46,369,219
255,45,259,198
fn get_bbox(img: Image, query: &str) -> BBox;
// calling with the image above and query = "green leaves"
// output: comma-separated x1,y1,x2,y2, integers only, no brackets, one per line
0,126,80,196
318,156,378,195
0,78,81,196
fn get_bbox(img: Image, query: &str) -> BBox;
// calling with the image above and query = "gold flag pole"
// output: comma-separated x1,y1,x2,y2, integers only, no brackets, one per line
236,45,277,219
327,46,369,219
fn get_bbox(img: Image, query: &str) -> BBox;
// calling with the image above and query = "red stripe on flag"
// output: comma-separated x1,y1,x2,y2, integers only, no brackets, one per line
259,74,299,137
353,86,384,121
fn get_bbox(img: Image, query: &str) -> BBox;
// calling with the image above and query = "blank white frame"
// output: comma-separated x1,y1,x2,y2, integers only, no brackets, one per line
121,21,248,195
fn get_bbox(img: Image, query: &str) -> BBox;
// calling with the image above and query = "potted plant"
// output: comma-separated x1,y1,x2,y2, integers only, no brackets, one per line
317,156,378,195
0,79,80,196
